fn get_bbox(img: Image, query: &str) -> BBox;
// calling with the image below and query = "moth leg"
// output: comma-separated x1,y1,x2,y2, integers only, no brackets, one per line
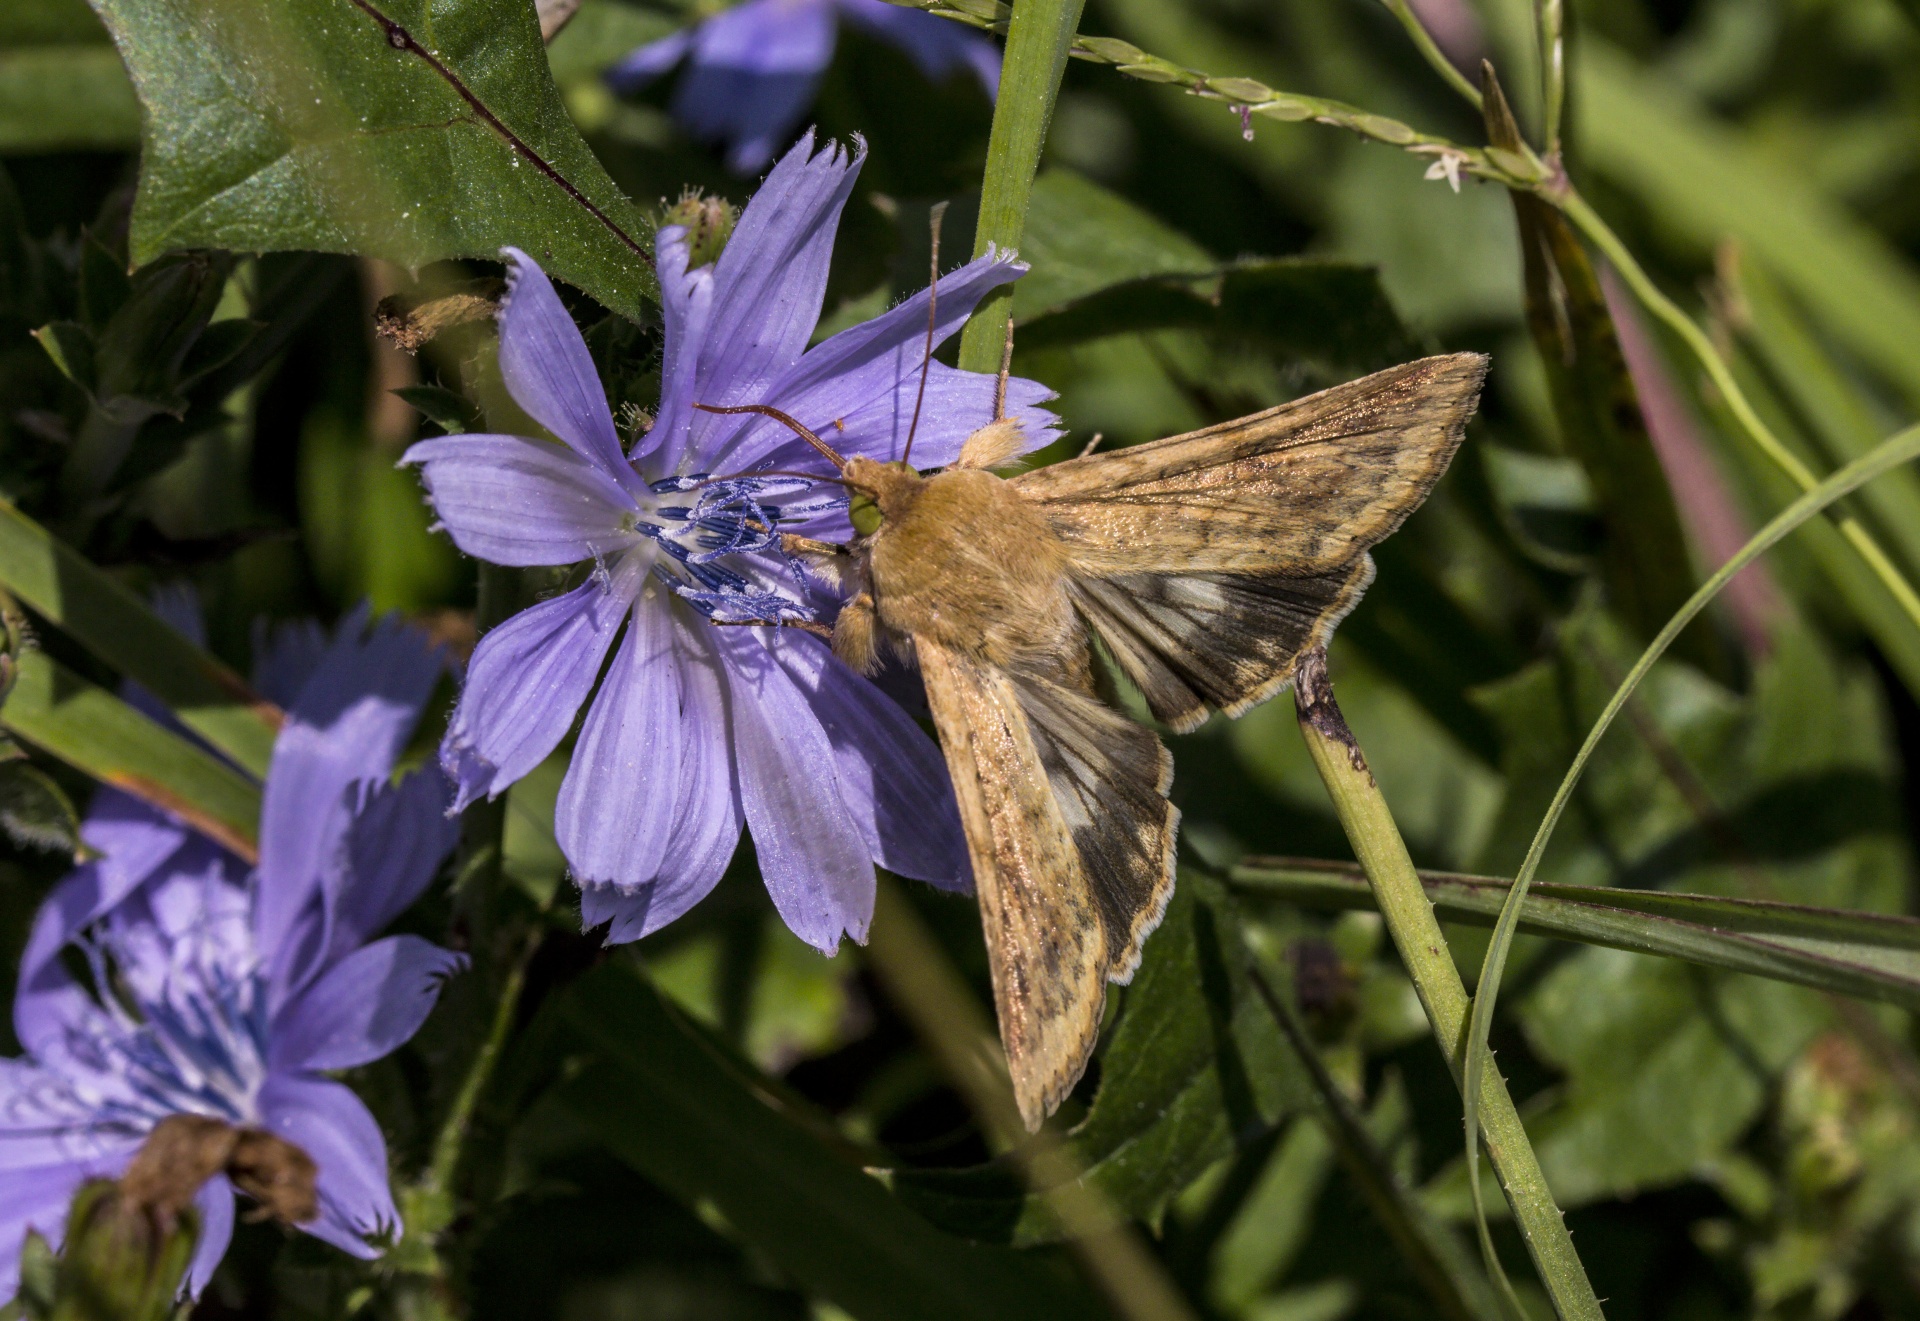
780,533,847,558
832,591,882,675
711,618,834,640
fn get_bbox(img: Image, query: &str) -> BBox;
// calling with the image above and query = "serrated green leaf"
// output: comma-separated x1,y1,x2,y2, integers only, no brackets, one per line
0,760,82,855
0,650,259,859
541,962,1105,1321
0,496,280,777
89,0,657,320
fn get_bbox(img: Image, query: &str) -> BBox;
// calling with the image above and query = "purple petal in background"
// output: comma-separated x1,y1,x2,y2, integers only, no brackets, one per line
184,1175,236,1297
604,26,693,92
837,0,999,94
673,0,837,173
720,631,874,952
256,1076,396,1259
496,248,639,487
256,616,442,1004
270,935,465,1072
330,772,459,956
403,434,641,567
442,568,643,811
0,1158,114,1302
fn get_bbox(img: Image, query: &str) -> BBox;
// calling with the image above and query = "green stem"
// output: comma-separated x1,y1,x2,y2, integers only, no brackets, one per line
426,938,532,1198
1292,651,1602,1321
1557,188,1920,634
1461,420,1920,1297
1248,965,1503,1321
867,878,1200,1321
1382,0,1483,108
956,0,1086,374
1538,0,1565,155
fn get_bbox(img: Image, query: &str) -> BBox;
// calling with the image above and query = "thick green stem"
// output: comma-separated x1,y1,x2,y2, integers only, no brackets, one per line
1293,651,1602,1321
955,0,1086,374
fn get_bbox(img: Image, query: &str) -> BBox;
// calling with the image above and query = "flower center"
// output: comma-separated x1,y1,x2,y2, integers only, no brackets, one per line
56,900,271,1134
633,473,843,625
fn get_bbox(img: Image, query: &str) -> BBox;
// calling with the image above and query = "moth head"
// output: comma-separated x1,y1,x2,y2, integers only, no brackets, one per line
843,456,921,536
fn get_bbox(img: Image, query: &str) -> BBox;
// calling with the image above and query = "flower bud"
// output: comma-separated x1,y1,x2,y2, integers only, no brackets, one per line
663,192,737,270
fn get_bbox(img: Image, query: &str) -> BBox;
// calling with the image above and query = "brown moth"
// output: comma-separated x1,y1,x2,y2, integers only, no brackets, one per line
702,331,1486,1131
824,351,1489,1129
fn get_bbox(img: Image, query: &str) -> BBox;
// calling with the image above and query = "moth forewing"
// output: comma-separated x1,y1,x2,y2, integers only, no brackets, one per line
917,638,1111,1131
1012,353,1490,578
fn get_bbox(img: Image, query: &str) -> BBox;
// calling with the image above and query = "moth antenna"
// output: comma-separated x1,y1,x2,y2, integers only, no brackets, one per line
691,402,847,470
690,467,856,491
993,315,1015,422
900,200,948,470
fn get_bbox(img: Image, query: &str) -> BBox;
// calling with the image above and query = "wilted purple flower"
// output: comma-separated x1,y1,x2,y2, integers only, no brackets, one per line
607,0,999,172
404,133,1058,952
0,616,461,1299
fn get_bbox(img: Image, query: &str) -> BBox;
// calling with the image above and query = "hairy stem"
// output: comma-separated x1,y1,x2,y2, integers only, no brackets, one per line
1293,651,1602,1321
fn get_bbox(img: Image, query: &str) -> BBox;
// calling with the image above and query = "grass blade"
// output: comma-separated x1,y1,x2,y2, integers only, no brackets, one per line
1,650,259,860
0,498,280,777
1460,418,1920,1303
1233,859,1920,1012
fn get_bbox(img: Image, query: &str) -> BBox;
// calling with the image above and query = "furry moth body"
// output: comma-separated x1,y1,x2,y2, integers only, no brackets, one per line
831,353,1489,1130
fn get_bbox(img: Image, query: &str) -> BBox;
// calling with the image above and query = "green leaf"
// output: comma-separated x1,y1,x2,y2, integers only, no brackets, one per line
0,759,83,855
1232,861,1920,1013
894,877,1309,1245
0,496,280,777
0,45,139,154
31,321,93,393
537,962,1105,1321
89,0,657,320
1012,169,1214,321
393,383,480,435
0,650,260,859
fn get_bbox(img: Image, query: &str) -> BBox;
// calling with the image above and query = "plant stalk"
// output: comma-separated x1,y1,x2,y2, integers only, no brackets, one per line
1292,650,1602,1321
956,0,1086,375
867,878,1200,1321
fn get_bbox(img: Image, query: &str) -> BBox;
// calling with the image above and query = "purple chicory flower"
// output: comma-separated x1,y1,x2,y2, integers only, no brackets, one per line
0,614,462,1299
607,0,999,172
404,133,1059,953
